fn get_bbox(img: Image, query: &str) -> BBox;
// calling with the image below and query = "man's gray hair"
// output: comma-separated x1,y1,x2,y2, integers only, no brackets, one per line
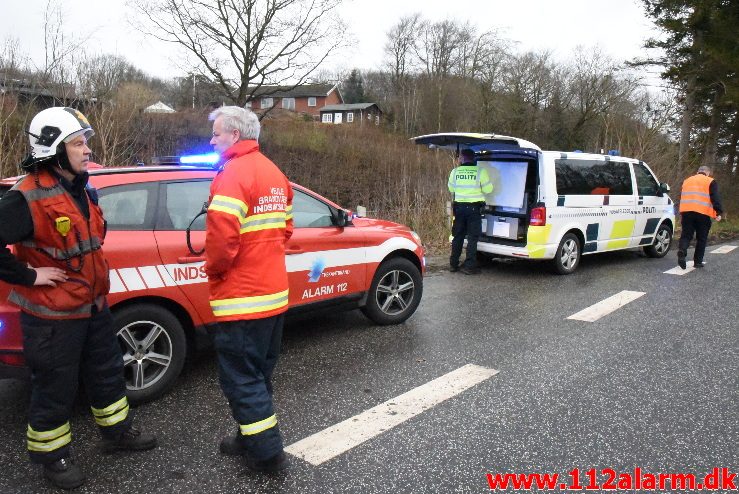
698,165,712,175
208,106,260,141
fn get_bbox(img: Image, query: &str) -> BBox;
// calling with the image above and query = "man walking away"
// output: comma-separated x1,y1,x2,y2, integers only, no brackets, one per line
448,148,493,274
677,165,723,269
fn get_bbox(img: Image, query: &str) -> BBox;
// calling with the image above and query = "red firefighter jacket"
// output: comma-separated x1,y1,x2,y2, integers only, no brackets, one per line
205,140,294,321
8,168,109,319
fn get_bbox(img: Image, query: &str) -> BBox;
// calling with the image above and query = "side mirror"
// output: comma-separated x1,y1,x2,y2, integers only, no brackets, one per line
333,209,350,227
658,182,670,196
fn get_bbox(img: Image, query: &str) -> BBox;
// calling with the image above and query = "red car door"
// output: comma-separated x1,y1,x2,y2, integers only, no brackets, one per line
286,188,367,307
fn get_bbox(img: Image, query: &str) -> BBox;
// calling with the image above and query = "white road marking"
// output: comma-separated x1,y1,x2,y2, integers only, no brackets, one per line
567,290,646,322
711,245,737,254
284,364,499,465
664,261,695,275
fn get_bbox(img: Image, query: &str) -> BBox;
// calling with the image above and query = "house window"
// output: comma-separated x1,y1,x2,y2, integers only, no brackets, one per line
244,101,252,108
375,115,380,125
308,97,317,107
334,113,343,124
321,113,332,123
261,97,273,109
346,112,354,123
282,97,295,110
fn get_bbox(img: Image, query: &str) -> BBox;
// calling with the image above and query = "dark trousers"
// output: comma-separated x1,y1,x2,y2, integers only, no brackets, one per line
214,314,284,461
450,203,483,269
678,212,712,263
21,306,131,464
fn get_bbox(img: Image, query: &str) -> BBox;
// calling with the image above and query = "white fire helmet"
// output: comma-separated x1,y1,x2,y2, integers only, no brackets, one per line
27,107,94,160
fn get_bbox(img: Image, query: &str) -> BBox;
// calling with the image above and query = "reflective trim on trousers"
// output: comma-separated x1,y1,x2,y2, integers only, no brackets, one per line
27,422,72,452
91,396,130,427
240,414,278,436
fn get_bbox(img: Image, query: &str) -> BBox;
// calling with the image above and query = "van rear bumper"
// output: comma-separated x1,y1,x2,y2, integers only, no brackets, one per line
477,240,555,260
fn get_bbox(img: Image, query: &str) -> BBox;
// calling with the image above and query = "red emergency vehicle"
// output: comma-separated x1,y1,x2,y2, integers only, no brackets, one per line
0,164,425,403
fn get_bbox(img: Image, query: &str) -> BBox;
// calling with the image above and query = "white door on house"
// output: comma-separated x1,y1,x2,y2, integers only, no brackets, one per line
334,113,343,124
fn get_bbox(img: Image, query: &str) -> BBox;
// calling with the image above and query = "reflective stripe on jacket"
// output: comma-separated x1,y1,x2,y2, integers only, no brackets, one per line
679,174,716,218
205,140,294,322
448,164,493,203
7,169,109,319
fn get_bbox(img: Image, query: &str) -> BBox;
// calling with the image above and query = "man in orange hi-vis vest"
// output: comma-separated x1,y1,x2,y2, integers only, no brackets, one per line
677,166,723,269
205,106,293,473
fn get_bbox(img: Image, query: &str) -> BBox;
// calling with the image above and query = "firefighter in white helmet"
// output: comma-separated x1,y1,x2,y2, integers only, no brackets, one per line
0,107,157,490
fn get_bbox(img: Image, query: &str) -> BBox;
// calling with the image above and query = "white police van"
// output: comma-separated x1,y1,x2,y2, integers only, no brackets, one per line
414,133,675,274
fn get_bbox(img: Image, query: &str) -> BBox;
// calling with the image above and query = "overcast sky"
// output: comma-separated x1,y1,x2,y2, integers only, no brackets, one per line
1,0,663,87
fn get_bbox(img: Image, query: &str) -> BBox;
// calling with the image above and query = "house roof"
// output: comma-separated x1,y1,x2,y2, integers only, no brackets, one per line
320,103,380,112
248,83,338,99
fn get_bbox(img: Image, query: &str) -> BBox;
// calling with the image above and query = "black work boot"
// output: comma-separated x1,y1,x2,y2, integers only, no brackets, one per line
245,450,289,473
43,457,85,490
101,427,157,453
677,249,687,269
219,434,248,456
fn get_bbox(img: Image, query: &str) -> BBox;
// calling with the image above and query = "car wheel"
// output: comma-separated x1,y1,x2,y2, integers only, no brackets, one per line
643,223,672,258
114,304,186,405
551,232,581,274
361,257,423,325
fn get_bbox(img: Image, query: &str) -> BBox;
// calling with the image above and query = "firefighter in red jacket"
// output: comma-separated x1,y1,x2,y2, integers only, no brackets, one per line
0,107,156,490
205,106,293,472
677,165,724,269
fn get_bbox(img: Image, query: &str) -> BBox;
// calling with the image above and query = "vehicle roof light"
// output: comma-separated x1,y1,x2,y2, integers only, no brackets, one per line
179,153,220,165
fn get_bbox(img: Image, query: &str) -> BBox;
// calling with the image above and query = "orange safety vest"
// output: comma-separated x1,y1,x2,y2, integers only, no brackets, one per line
205,140,294,322
8,168,109,319
679,174,717,218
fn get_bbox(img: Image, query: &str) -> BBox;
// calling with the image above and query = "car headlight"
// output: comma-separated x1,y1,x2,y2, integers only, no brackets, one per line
410,231,422,243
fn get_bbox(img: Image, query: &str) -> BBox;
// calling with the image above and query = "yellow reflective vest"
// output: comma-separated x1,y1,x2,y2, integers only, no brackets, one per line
448,164,493,203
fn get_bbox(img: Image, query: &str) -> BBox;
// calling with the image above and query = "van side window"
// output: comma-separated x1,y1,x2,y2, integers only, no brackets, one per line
555,159,632,195
633,163,659,196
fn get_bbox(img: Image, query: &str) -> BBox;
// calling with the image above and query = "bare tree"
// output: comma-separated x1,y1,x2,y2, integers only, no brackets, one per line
384,14,421,85
131,0,348,107
383,14,422,134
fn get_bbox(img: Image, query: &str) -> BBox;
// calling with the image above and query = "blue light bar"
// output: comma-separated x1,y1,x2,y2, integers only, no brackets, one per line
179,153,220,165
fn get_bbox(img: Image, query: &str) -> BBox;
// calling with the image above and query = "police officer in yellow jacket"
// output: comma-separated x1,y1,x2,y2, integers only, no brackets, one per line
448,148,493,274
0,107,156,490
677,165,723,269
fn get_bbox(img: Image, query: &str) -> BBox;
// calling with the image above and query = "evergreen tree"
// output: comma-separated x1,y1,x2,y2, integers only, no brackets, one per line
343,69,366,103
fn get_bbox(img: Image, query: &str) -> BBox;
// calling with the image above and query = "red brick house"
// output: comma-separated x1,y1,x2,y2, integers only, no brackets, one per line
245,83,343,118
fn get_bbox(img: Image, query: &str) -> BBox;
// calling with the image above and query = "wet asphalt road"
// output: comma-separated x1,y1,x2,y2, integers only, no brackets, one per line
0,243,737,493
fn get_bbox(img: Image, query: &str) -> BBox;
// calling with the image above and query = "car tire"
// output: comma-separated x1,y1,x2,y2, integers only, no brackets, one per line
361,257,423,325
551,232,581,275
113,304,187,405
643,223,672,258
